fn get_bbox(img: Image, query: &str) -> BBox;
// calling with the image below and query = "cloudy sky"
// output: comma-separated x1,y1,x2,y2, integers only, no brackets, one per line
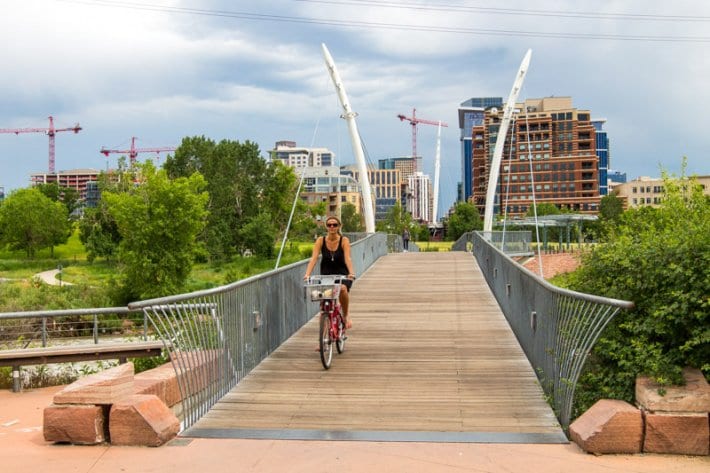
1,0,708,217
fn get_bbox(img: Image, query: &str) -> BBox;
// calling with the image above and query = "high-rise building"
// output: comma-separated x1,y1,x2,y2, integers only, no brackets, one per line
268,141,334,168
299,166,362,217
378,156,421,184
471,96,603,218
30,169,100,200
615,175,710,209
407,172,432,222
592,119,610,196
342,165,400,221
268,141,361,219
458,97,503,202
608,170,627,194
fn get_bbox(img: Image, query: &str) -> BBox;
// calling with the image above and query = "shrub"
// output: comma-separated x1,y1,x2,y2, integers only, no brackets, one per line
566,170,709,418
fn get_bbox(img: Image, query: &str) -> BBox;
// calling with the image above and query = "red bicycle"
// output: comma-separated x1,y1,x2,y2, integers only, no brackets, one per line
306,275,348,369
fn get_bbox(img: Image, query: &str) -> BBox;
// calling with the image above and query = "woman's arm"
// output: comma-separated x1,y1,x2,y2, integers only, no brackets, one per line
342,237,355,279
303,237,323,280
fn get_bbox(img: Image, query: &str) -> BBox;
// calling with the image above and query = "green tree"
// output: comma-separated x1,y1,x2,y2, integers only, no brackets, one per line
104,163,209,300
445,201,482,241
35,182,81,217
567,169,709,417
341,202,363,233
290,201,326,240
237,213,277,257
595,192,625,241
164,137,296,261
376,201,412,236
0,188,70,257
78,204,121,262
525,202,560,217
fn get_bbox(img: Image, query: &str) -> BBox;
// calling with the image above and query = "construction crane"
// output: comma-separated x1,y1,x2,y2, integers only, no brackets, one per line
0,116,82,173
100,137,176,166
397,108,448,165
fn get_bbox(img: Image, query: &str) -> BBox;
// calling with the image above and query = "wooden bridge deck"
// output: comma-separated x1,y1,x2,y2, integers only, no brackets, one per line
185,252,566,443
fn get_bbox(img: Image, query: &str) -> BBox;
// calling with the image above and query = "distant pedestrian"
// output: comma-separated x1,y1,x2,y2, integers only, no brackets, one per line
402,228,410,252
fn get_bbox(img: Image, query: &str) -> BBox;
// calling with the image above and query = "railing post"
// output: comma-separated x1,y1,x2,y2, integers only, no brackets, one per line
41,317,47,347
12,365,21,392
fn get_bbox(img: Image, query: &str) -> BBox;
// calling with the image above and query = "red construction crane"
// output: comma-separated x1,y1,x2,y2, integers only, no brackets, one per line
100,137,176,166
397,108,448,164
0,116,82,173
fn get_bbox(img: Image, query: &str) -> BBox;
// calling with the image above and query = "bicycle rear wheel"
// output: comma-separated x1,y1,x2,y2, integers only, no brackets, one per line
319,312,333,369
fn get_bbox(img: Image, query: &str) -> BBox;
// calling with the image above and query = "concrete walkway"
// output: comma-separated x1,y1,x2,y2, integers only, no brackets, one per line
1,386,707,473
34,269,73,286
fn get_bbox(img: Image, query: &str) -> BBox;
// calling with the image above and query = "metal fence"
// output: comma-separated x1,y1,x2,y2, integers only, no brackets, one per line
453,231,634,430
127,233,388,430
0,307,148,350
452,230,532,256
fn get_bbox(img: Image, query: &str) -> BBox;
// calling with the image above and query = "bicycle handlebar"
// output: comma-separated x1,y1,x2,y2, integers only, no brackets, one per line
305,274,352,285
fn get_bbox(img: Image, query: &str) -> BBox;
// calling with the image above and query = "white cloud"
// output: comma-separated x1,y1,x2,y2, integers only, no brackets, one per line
1,0,709,208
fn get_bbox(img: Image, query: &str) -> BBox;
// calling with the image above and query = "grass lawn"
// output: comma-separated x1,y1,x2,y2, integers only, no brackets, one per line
416,241,453,252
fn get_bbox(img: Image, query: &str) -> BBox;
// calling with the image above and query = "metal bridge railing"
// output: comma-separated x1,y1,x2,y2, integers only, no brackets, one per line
453,231,634,431
0,307,148,350
127,232,388,430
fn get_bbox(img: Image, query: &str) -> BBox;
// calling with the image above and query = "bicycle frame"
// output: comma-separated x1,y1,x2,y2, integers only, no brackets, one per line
305,275,348,369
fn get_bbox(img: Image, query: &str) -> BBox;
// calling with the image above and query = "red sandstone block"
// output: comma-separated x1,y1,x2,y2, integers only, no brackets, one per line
643,412,709,456
134,363,182,407
53,363,134,405
43,404,107,445
569,399,643,454
109,394,179,447
636,368,710,413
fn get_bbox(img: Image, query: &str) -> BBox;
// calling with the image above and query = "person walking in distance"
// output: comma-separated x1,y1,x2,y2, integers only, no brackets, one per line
402,227,410,252
304,216,356,328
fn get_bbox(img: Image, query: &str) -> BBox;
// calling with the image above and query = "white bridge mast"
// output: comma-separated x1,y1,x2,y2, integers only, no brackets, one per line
432,122,442,224
483,49,532,232
321,43,376,233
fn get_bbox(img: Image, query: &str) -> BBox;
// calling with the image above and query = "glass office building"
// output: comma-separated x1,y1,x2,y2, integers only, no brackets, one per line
458,98,502,202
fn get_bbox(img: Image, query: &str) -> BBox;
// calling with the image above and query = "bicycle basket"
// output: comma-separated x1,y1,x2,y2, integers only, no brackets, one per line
306,276,343,301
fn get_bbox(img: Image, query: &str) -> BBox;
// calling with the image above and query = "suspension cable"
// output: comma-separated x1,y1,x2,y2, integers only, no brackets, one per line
523,110,544,276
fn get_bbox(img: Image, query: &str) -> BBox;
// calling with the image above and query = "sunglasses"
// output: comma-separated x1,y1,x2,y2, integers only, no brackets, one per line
326,223,340,228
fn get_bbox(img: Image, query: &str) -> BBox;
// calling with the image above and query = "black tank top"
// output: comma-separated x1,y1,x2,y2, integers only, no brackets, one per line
320,236,348,275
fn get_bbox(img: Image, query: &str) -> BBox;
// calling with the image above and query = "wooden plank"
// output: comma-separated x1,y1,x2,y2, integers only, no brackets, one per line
0,341,165,366
189,252,563,437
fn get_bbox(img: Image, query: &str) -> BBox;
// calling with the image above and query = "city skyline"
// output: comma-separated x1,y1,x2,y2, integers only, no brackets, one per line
1,0,708,218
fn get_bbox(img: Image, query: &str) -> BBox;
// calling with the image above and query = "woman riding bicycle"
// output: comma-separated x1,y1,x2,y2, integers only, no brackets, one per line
303,216,355,329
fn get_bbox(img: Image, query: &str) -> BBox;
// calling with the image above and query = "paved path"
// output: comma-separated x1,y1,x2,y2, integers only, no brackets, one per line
34,269,73,286
1,386,707,473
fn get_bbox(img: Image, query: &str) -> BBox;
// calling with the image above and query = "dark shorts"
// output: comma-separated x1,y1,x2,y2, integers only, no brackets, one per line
341,279,353,291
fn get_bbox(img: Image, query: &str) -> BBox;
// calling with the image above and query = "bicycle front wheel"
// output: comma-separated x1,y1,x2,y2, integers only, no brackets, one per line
336,316,345,354
319,312,333,369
